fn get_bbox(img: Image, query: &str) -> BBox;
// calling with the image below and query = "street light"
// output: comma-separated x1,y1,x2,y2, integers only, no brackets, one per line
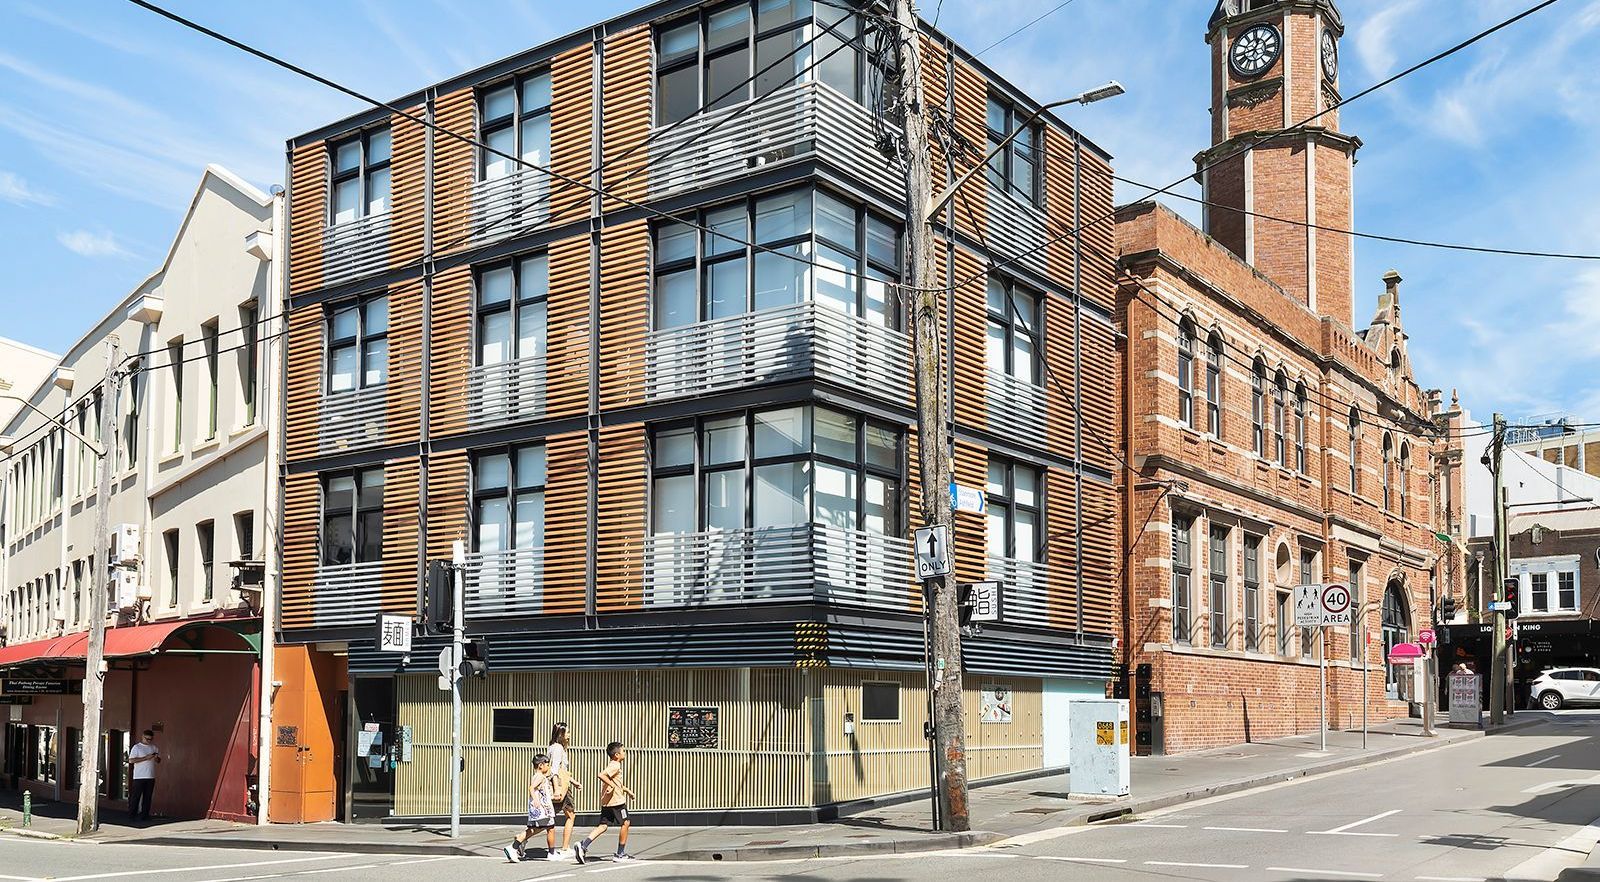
925,80,1126,221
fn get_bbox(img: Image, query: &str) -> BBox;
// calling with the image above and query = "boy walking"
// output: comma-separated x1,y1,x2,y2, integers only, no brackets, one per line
503,753,558,862
573,741,636,863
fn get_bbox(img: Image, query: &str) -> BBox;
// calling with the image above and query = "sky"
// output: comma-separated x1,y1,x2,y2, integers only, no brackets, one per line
0,0,1596,424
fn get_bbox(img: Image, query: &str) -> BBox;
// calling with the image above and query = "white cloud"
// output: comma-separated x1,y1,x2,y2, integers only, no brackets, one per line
0,171,53,207
1353,0,1425,78
57,230,135,260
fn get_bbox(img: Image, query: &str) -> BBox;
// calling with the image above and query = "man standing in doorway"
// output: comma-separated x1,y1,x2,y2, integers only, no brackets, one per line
127,729,161,823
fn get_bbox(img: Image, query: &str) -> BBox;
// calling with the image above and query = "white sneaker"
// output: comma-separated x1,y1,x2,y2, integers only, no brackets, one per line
545,850,564,861
502,845,520,863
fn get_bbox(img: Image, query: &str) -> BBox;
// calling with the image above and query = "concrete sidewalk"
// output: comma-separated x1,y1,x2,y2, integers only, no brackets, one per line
0,715,1539,862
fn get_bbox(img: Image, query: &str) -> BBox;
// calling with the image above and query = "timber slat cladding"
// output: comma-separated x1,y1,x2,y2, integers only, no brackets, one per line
426,450,469,561
598,220,650,409
1076,150,1118,313
383,457,422,615
431,88,476,258
595,425,647,612
280,472,321,629
949,57,987,239
950,247,987,431
428,265,473,438
952,440,986,588
1042,127,1076,284
1043,294,1075,456
1078,478,1119,635
922,36,950,187
1079,317,1120,474
288,143,326,296
546,235,591,419
602,26,652,210
284,306,324,463
386,278,425,445
389,105,427,268
1044,468,1079,629
542,431,589,615
549,43,595,226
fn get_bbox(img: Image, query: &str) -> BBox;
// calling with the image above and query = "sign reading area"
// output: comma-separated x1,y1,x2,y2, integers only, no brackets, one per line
1293,583,1353,627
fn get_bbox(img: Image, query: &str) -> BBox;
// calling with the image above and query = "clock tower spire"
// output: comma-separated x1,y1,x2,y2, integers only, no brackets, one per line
1198,0,1361,328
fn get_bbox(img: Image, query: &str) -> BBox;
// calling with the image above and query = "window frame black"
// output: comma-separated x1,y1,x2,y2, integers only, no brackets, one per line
469,441,548,554
474,252,549,367
985,93,1042,205
320,467,386,566
477,69,553,181
328,126,392,225
654,0,817,126
986,455,1043,563
986,274,1043,386
325,292,390,395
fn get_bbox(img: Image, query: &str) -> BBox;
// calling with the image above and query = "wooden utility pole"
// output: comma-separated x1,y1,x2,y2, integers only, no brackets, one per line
1489,412,1506,727
78,337,121,834
893,0,970,832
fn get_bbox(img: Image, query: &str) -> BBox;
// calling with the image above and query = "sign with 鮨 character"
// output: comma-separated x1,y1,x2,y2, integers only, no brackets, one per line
378,614,412,653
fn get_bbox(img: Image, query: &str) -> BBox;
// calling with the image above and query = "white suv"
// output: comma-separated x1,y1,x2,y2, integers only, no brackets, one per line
1531,668,1600,709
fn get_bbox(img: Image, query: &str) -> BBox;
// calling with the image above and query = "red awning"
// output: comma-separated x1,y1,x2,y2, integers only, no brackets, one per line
0,619,251,669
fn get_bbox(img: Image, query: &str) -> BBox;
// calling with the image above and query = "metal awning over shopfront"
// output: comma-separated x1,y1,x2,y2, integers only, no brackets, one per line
0,618,258,670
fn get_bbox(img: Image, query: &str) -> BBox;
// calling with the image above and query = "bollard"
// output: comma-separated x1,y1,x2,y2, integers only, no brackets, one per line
22,790,31,827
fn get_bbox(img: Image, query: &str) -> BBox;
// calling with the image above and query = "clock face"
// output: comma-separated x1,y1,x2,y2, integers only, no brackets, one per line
1321,31,1338,79
1230,23,1282,78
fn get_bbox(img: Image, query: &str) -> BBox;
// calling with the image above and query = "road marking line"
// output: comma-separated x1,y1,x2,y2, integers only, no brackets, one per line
1311,809,1401,836
1146,860,1249,869
1415,876,1485,881
1203,826,1288,833
0,876,42,882
1038,856,1127,864
50,855,354,881
386,857,458,866
1266,868,1381,878
1129,823,1188,828
1527,754,1561,767
530,875,573,881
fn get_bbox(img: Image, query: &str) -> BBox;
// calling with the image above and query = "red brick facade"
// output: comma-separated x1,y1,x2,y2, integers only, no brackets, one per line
1114,0,1467,753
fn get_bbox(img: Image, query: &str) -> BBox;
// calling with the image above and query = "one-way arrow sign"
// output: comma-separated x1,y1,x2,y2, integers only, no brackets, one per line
914,524,953,579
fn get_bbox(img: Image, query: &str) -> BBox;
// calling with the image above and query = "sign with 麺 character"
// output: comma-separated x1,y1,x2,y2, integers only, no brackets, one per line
378,614,412,653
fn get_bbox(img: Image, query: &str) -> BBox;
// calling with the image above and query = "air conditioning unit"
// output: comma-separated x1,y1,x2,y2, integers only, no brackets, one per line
112,569,143,611
110,524,140,566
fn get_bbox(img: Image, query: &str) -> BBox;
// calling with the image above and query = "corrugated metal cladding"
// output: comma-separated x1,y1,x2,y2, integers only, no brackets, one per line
347,618,1112,679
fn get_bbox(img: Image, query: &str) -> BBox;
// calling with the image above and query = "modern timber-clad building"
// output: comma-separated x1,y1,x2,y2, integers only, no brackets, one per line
273,0,1121,822
1115,0,1468,754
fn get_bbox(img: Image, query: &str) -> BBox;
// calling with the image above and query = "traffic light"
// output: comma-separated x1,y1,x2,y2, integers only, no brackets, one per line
1503,577,1520,620
1439,592,1457,622
424,560,454,634
458,639,489,679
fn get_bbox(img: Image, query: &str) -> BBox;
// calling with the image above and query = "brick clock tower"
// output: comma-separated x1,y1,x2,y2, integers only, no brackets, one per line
1199,0,1360,328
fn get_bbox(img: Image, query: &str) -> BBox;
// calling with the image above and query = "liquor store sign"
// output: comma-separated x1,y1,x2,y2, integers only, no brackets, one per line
1,678,81,696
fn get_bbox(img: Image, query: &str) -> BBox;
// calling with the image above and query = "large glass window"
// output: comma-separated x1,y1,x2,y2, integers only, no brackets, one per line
985,457,1040,563
986,276,1041,384
472,443,547,554
476,254,548,366
1209,524,1228,648
480,71,552,180
649,404,901,537
327,294,389,393
322,468,385,565
985,95,1040,204
655,0,818,125
330,126,391,225
653,187,900,330
1172,514,1193,644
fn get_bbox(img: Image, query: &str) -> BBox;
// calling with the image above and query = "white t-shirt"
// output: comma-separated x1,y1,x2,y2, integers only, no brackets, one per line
129,742,160,780
547,742,569,776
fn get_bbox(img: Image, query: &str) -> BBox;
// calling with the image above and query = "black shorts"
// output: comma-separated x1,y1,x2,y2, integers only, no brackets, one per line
600,803,629,825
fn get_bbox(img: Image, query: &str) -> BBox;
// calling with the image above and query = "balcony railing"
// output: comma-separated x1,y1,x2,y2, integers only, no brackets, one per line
986,188,1048,276
322,211,391,287
646,301,911,403
288,561,383,629
319,386,387,455
465,354,547,429
985,370,1048,450
462,547,545,619
470,170,551,246
647,81,899,201
986,554,1052,628
640,524,916,611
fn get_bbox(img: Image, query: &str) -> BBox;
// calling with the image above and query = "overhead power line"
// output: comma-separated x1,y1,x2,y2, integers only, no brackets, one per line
972,0,1082,57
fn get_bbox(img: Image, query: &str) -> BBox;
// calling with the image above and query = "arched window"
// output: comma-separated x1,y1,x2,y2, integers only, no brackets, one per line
1251,358,1266,456
1293,382,1308,473
1206,332,1223,436
1348,408,1360,494
1177,320,1196,428
1382,582,1411,700
1399,442,1411,518
1382,433,1395,511
1273,370,1288,467
1390,348,1402,371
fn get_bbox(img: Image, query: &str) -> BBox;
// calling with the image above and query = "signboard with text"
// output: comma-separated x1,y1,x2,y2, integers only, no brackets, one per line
1,678,80,696
1294,583,1352,627
668,706,719,749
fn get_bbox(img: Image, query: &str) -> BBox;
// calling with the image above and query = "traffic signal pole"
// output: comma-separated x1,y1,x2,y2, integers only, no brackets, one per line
450,540,464,838
1489,413,1506,727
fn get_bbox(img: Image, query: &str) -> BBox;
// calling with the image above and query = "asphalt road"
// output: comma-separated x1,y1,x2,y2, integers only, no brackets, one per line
4,712,1600,882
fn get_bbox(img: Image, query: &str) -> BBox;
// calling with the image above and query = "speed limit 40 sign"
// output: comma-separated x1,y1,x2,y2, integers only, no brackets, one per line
1294,583,1353,627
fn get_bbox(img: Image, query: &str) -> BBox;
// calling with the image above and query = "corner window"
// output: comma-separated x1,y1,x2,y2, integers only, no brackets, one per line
473,443,546,554
328,294,389,393
652,187,900,330
330,126,391,225
985,95,1040,204
985,457,1040,563
480,71,552,180
322,468,385,565
476,254,548,366
861,681,900,722
985,276,1041,384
